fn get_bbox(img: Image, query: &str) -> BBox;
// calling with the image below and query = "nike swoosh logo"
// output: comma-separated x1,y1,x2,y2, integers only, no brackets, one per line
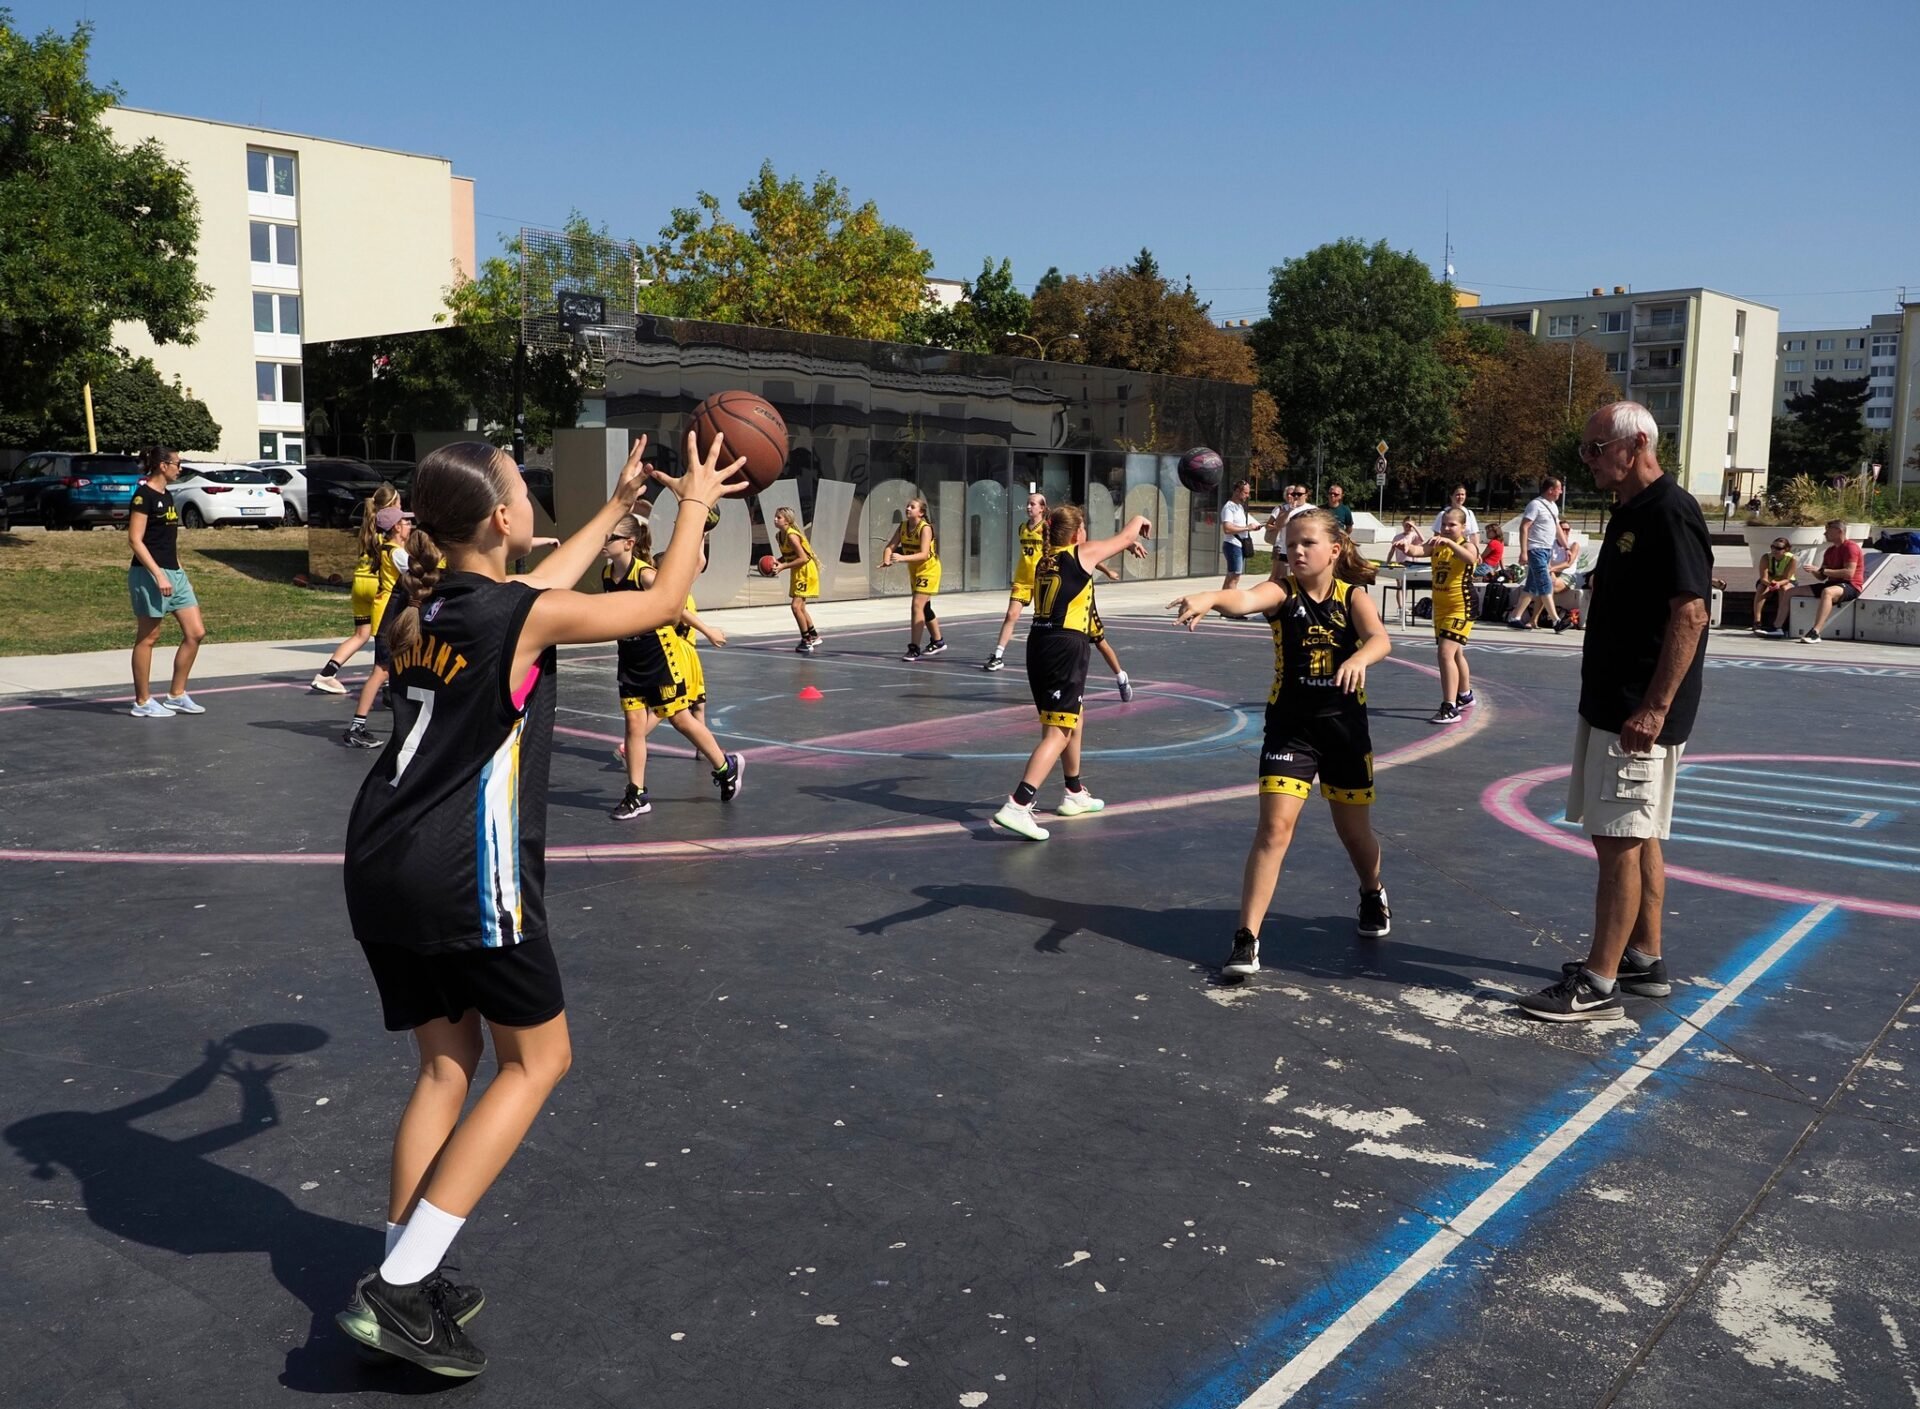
1570,995,1612,1009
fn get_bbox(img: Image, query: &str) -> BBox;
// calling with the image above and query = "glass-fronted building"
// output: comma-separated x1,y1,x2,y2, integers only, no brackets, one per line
302,315,1253,608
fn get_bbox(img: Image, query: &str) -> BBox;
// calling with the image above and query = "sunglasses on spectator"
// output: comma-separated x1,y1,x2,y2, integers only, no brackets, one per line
1580,434,1632,458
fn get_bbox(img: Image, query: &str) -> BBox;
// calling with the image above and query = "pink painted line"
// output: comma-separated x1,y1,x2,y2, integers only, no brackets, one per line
2,679,315,712
1481,753,1920,922
553,722,696,760
0,647,1482,867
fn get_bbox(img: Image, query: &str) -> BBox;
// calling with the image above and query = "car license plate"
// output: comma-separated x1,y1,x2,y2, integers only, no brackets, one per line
241,507,267,515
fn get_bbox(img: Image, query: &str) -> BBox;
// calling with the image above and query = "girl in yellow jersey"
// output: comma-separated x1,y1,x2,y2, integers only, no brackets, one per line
881,498,945,661
603,519,741,819
984,491,1049,671
313,485,399,694
1407,506,1480,724
991,507,1153,841
768,506,822,654
1171,508,1392,976
343,504,414,748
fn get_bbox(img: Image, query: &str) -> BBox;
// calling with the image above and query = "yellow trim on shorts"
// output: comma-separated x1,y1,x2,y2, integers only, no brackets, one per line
622,693,694,720
1259,775,1312,798
1320,783,1376,805
1038,709,1081,729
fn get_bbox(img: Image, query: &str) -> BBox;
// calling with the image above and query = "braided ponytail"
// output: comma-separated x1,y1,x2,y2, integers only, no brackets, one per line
1034,504,1085,586
384,442,518,656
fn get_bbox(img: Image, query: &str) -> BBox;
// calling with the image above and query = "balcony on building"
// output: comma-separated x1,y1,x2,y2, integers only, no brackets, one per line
1631,365,1684,386
1632,312,1688,344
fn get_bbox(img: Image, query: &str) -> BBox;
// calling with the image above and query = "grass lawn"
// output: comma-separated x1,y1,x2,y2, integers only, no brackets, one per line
1,526,349,656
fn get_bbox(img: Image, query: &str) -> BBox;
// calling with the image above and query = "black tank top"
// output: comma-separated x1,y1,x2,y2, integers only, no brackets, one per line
344,573,556,954
1030,548,1095,637
1267,575,1366,715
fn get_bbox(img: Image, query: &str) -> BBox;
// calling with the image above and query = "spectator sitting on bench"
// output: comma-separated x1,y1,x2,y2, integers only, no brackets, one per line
1750,536,1797,636
1765,518,1863,643
1479,529,1507,575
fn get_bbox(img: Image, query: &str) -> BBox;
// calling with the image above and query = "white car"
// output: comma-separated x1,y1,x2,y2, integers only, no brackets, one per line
173,462,283,528
249,460,308,524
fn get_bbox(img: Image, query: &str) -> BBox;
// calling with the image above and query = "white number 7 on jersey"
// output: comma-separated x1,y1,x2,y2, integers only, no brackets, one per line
389,686,435,785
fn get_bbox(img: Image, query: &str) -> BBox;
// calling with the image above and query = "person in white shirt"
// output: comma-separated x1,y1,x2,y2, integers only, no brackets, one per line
1429,484,1481,546
1262,484,1315,545
1506,475,1569,632
1220,479,1255,589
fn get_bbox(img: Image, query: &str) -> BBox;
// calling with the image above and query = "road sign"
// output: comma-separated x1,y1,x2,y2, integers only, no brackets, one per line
1376,440,1389,456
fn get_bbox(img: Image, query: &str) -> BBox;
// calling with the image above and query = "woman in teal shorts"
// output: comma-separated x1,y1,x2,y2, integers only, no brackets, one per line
126,445,209,718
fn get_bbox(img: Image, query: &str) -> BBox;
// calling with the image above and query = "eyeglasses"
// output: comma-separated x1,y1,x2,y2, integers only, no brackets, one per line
1771,541,1790,551
1287,489,1305,498
1580,434,1632,459
604,533,632,544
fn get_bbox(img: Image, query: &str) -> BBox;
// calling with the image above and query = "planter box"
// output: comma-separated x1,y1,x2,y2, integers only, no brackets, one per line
1742,523,1828,575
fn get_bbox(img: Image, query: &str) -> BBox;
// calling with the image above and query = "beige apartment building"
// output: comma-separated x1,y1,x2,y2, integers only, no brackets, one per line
1462,286,1778,500
100,108,475,465
1772,312,1900,437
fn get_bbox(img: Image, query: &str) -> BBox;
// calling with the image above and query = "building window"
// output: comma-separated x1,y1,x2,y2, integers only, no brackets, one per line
247,150,296,196
1872,335,1899,353
1843,357,1863,370
1547,314,1580,337
1784,380,1802,394
253,293,302,335
256,362,303,403
1845,336,1865,350
1870,386,1894,401
1785,338,1805,352
1867,407,1892,422
1873,362,1896,376
249,221,298,266
1783,359,1803,373
1647,304,1682,326
1813,358,1834,371
1601,311,1626,333
1814,337,1834,351
1605,351,1626,373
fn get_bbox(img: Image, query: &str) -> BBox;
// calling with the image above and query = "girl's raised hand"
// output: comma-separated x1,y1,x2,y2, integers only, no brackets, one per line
612,434,652,508
655,429,750,508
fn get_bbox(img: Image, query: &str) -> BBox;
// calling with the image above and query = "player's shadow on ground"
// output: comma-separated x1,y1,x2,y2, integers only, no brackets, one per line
855,883,1558,990
799,775,987,825
4,1027,442,1395
247,716,358,744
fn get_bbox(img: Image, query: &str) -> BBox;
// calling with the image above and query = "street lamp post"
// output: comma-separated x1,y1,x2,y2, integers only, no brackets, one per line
1008,332,1080,360
1566,322,1599,421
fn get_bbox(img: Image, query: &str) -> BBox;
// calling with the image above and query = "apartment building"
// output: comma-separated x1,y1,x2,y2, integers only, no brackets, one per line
1461,286,1778,499
1773,312,1900,434
99,108,476,465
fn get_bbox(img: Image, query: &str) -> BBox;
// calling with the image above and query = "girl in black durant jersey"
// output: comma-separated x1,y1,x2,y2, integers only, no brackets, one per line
334,433,745,1377
991,505,1152,842
1172,508,1392,978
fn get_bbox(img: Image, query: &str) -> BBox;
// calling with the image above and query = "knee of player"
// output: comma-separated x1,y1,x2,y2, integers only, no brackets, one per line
419,1048,479,1087
181,622,209,645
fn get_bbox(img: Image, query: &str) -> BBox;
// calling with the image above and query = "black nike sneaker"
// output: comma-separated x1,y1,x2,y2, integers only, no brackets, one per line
714,753,744,803
1357,887,1392,939
1223,928,1260,977
1517,963,1626,1023
922,638,948,657
610,786,652,821
342,722,380,749
422,1266,485,1326
335,1269,486,1377
1616,950,1672,997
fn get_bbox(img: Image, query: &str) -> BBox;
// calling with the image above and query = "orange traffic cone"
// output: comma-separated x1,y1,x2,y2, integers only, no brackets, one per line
797,685,824,701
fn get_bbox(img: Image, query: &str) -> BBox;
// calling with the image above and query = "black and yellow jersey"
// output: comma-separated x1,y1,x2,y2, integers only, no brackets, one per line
1267,575,1365,712
1014,521,1046,584
370,541,409,631
1031,547,1095,637
898,518,937,565
603,556,680,686
1429,541,1472,621
777,524,812,561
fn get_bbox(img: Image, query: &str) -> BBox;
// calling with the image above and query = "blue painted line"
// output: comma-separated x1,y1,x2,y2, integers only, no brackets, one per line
1666,815,1920,854
1682,765,1920,797
1677,772,1920,804
1671,785,1883,812
1550,813,1920,873
1672,801,1888,830
1170,906,1846,1409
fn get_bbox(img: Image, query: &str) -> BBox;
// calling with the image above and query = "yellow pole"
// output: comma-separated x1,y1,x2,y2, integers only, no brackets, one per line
82,381,98,453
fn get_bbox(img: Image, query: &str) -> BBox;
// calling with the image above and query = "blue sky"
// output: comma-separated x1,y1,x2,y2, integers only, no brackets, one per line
33,0,1920,330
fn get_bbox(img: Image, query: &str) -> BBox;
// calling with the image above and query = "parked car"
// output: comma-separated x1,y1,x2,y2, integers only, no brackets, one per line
248,460,309,524
173,463,282,528
303,458,396,531
1,451,146,529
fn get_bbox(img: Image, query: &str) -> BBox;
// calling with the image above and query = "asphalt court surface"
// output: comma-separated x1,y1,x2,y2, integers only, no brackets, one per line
3,616,1917,1407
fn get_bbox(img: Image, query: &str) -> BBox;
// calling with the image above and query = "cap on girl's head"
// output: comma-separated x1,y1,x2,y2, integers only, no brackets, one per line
374,506,412,532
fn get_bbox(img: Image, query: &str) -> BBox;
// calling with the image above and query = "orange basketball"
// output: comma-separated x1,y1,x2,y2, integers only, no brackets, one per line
688,390,788,493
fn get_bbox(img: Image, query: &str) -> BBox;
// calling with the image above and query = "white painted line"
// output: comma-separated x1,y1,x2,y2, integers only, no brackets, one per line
1234,902,1837,1408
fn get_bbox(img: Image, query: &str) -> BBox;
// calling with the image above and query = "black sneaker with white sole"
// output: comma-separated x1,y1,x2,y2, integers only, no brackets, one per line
1357,887,1391,938
1517,963,1625,1022
1456,689,1475,708
421,1266,485,1326
983,654,1005,672
335,1269,486,1377
610,786,652,821
714,753,744,802
1223,928,1260,977
901,643,923,662
1616,951,1672,997
922,639,948,657
342,723,380,749
1428,702,1462,725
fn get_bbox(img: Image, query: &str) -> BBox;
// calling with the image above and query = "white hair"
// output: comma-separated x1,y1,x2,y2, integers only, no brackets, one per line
1594,400,1659,448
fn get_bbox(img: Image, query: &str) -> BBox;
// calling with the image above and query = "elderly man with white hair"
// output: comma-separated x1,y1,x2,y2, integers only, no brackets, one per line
1519,401,1712,1023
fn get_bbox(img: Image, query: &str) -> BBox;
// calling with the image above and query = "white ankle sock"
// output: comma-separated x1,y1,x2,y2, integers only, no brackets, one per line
385,1220,405,1256
379,1199,464,1285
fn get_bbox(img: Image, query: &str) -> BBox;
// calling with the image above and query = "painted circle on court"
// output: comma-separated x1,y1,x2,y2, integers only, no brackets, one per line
1482,753,1920,921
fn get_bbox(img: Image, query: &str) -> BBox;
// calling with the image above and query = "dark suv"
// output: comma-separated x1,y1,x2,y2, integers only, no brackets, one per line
1,452,148,529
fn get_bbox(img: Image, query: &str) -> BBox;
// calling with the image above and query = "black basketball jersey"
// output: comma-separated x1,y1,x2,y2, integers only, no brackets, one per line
1029,548,1095,638
344,572,556,954
1267,575,1366,715
603,556,678,689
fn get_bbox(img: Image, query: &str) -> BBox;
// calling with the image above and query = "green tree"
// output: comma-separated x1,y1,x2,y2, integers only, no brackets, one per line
442,210,643,331
642,161,932,339
1249,238,1465,475
0,15,208,432
1438,323,1618,498
1772,377,1869,481
1028,249,1255,381
898,256,1032,353
0,353,219,450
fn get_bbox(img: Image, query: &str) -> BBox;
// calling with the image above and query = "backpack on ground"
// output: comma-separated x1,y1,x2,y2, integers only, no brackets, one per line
1479,581,1512,622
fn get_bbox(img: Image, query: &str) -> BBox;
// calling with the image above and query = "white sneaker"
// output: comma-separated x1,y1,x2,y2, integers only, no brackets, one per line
129,698,176,719
991,799,1050,841
163,693,206,714
310,672,347,695
1056,789,1106,817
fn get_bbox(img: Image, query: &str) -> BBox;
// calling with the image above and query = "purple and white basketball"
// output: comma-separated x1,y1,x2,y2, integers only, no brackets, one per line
1177,446,1224,493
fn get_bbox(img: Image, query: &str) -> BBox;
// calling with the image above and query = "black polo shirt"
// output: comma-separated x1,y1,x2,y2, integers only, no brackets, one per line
1578,473,1712,745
